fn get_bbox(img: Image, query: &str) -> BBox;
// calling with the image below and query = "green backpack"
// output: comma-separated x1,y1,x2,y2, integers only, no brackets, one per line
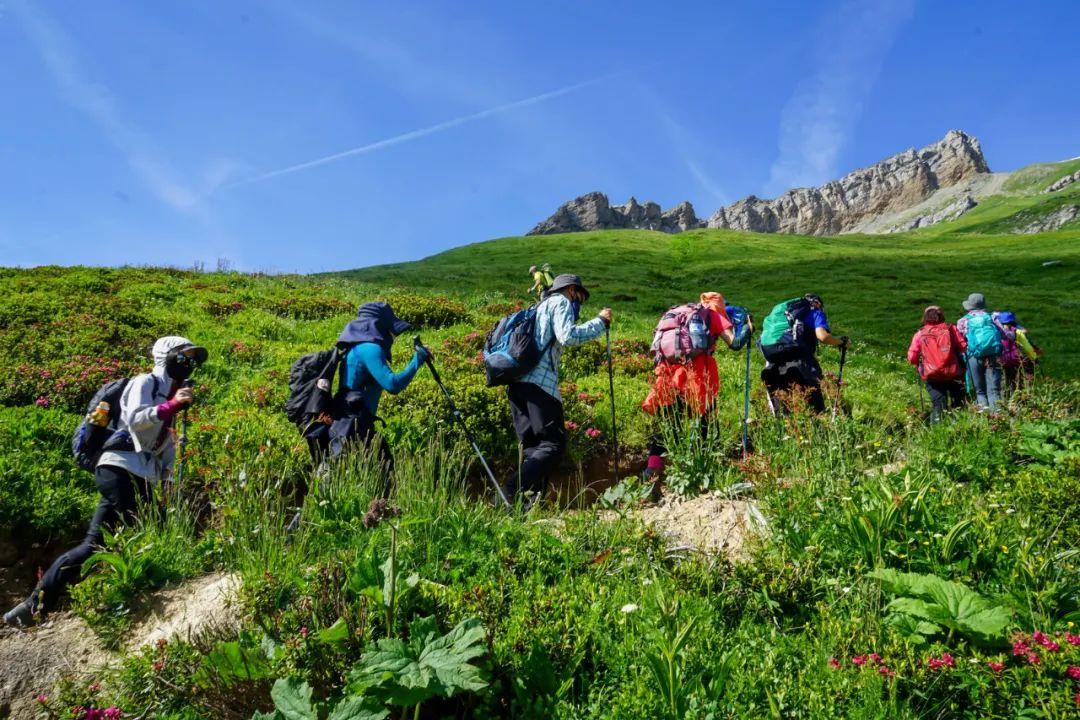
759,297,810,346
965,313,1002,359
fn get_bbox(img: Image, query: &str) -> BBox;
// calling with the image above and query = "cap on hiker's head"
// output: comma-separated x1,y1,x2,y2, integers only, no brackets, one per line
804,293,823,308
963,293,986,311
548,274,590,301
529,265,538,274
997,310,1017,325
699,292,725,314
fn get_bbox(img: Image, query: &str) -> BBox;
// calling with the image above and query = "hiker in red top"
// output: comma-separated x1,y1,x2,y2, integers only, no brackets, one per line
642,292,751,489
907,305,967,422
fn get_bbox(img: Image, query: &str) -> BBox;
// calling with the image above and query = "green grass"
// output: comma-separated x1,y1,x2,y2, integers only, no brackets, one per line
3,219,1080,719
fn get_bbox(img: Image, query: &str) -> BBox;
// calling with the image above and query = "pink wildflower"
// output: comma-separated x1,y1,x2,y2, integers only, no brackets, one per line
299,626,310,639
1034,630,1050,645
565,421,579,430
828,657,840,669
1027,652,1041,665
35,694,48,703
928,657,944,671
152,660,165,672
578,392,590,401
88,682,102,693
987,661,1005,673
1068,666,1080,681
35,396,49,407
852,655,867,666
1014,640,1031,656
1076,694,1080,706
103,708,122,720
942,652,955,668
1046,641,1062,652
869,652,882,664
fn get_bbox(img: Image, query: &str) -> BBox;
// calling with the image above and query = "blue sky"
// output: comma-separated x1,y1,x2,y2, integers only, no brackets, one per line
2,0,1078,273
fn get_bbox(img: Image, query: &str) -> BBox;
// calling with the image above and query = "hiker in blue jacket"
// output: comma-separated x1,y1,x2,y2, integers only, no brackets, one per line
956,292,1002,412
311,302,429,495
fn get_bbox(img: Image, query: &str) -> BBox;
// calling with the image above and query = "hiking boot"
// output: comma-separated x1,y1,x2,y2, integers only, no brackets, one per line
3,600,35,628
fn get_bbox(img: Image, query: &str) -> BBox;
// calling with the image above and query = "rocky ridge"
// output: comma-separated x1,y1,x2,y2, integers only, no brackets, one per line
528,130,991,237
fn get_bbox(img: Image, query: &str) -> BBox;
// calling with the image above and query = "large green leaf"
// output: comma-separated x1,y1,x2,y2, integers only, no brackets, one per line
196,641,274,686
349,616,489,708
327,696,389,720
318,617,350,645
870,569,1011,645
270,678,317,720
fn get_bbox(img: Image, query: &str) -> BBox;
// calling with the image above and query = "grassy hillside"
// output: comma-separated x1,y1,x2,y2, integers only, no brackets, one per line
2,222,1080,718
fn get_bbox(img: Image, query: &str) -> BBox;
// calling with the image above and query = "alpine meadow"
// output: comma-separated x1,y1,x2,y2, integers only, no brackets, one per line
1,146,1080,719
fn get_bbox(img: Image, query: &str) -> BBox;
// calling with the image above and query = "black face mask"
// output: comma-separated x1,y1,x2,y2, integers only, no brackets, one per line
165,349,198,380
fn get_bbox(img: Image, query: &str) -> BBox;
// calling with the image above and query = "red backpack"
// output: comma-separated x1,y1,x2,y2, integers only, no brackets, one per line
918,324,962,381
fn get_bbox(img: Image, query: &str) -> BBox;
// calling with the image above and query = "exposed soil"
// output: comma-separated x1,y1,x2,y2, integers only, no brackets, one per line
617,491,768,561
0,572,238,719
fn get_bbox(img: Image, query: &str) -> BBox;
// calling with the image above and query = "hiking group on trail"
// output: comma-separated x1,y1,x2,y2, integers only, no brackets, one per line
2,269,1043,627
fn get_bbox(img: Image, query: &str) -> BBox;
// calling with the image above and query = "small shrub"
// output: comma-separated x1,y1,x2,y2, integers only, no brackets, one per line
203,299,245,318
263,297,353,321
383,293,469,329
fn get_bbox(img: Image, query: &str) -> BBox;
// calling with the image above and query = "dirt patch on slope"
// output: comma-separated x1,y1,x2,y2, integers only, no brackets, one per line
0,572,238,719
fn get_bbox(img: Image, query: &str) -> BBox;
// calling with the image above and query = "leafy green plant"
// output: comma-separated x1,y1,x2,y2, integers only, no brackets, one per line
869,568,1012,646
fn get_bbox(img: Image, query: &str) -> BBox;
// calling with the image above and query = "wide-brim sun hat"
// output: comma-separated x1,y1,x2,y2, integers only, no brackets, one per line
997,310,1017,325
548,274,590,301
963,292,986,311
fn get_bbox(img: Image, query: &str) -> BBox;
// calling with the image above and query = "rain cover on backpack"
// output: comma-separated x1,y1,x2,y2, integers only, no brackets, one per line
651,304,712,364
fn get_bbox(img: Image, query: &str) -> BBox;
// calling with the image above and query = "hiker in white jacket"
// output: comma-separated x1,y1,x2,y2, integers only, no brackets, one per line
4,336,207,626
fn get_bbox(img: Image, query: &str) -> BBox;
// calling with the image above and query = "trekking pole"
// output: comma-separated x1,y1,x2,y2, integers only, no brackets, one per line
831,342,848,421
413,337,511,510
175,379,193,487
742,340,751,458
915,367,927,416
605,327,619,484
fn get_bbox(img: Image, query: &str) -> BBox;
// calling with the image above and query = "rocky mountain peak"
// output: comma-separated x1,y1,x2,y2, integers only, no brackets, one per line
527,130,990,237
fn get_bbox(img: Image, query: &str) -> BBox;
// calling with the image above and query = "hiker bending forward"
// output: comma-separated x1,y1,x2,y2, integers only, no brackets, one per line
907,305,967,422
503,274,612,505
313,302,428,491
4,336,207,627
956,292,1002,412
642,292,751,479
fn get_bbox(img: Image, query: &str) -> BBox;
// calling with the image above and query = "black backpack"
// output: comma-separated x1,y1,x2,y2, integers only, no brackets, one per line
482,303,554,387
71,375,159,472
285,348,343,429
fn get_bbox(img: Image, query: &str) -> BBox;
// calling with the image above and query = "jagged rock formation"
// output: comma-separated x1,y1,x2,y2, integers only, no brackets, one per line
888,195,978,233
1013,204,1079,234
707,130,989,235
527,193,703,235
528,130,991,237
1044,170,1080,194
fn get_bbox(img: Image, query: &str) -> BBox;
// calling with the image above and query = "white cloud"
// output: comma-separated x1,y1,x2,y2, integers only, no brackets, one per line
765,0,916,196
11,1,236,213
230,76,612,187
657,111,730,205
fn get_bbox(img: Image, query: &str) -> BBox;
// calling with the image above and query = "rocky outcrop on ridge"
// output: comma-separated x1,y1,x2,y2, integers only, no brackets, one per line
887,195,978,233
706,130,989,235
1044,170,1080,194
527,193,704,235
527,130,990,237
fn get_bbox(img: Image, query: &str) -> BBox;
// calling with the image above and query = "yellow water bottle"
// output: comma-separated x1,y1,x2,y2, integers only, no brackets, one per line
90,401,110,427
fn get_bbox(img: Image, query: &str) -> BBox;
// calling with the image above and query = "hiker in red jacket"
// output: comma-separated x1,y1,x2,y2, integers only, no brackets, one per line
907,305,967,422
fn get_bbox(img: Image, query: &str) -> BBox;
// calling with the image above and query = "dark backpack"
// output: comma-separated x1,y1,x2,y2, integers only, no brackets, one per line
71,375,158,472
918,325,962,382
759,297,815,362
286,348,342,429
483,303,554,387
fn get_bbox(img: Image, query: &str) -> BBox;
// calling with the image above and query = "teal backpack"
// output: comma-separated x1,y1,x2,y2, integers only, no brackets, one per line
965,313,1002,359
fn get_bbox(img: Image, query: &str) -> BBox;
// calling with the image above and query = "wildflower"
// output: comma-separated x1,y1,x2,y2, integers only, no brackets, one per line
828,657,841,669
35,396,49,407
565,420,579,430
102,709,121,720
155,638,168,650
852,655,867,666
928,657,944,671
1034,630,1050,645
869,653,882,664
620,603,638,614
988,661,1005,673
35,694,48,703
878,666,896,677
152,660,165,672
942,652,955,668
88,682,102,693
1067,633,1080,646
1013,640,1031,656
1075,694,1080,706
1027,652,1040,665
362,498,401,529
1069,666,1080,681
578,392,590,401
299,626,310,638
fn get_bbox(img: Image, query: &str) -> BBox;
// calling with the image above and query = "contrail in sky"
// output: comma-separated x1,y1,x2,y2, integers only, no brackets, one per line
232,75,612,187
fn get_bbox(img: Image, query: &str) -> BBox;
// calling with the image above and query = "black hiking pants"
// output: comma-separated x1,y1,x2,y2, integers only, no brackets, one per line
925,379,966,422
762,357,825,415
503,382,566,503
307,410,394,498
30,465,151,614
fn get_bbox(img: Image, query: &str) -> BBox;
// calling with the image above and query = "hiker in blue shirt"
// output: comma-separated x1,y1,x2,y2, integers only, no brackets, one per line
504,274,612,507
309,302,429,496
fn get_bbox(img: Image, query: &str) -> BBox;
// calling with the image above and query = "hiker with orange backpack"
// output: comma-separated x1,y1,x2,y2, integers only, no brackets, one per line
956,293,1003,412
907,305,967,422
641,292,751,485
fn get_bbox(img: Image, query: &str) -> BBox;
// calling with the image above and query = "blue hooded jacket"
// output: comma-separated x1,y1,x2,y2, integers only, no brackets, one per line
337,302,423,416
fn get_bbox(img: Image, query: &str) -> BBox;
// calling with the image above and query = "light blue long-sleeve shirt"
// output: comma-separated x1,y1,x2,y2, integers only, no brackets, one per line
517,294,607,401
341,343,422,416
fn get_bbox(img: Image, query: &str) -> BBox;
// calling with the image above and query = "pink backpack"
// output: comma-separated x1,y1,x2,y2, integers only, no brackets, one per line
651,304,712,364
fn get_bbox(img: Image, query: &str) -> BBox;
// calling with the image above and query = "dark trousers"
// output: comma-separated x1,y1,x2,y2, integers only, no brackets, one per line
762,357,825,415
31,465,150,613
503,382,566,502
925,379,966,422
307,413,394,497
